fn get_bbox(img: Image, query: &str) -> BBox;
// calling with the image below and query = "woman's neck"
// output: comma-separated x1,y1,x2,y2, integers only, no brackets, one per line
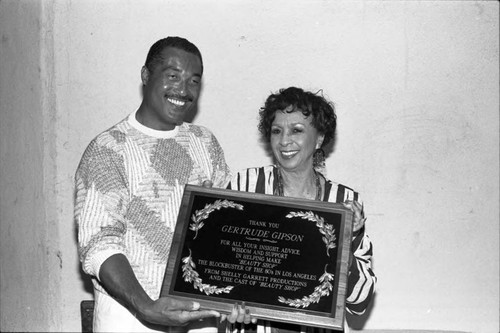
277,167,321,200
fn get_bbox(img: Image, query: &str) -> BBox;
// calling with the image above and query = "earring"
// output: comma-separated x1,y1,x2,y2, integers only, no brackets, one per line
313,148,325,171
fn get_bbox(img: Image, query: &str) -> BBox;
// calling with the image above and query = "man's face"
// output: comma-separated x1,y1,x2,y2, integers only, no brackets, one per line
140,47,202,130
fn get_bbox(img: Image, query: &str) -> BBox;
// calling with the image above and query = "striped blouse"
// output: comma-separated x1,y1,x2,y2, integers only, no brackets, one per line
227,165,376,333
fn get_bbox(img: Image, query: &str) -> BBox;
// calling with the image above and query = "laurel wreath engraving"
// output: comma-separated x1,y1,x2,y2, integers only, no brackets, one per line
183,205,338,307
286,211,337,257
182,200,242,295
277,211,337,308
182,250,234,295
278,268,334,308
189,199,244,239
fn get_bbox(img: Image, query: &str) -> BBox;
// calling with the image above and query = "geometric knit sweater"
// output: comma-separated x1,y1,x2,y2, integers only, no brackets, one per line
74,111,232,299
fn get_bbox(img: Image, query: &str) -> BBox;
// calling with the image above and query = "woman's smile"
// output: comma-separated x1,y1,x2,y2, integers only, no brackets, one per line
280,150,299,159
270,110,323,172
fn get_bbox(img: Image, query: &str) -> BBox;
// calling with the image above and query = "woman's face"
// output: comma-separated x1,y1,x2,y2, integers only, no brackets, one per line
270,109,324,173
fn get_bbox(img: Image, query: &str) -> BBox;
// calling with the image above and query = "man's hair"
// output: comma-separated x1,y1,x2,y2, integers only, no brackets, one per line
144,36,203,73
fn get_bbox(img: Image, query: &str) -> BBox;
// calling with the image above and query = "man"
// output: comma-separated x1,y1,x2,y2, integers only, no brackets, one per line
75,37,236,332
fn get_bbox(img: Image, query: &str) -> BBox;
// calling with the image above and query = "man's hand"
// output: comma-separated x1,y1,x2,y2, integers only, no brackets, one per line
202,180,213,188
99,254,220,328
137,297,220,327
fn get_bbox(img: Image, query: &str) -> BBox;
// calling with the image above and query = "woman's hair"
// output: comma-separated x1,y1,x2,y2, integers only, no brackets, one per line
258,87,337,147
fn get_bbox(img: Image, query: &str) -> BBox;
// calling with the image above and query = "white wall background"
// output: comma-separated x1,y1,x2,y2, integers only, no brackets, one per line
0,0,498,332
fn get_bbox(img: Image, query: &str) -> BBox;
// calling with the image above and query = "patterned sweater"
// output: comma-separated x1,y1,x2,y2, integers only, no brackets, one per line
74,112,231,299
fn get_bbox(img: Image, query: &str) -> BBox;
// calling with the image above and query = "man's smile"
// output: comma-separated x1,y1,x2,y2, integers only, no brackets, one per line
166,96,188,107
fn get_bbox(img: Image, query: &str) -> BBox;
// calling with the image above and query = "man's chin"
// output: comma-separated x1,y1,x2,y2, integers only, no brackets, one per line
165,110,186,126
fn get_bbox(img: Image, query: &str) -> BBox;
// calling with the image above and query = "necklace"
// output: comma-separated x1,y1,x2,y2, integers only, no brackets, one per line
275,168,322,201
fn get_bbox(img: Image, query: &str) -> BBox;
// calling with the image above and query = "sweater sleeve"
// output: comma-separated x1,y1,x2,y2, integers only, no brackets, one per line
207,132,232,188
74,138,129,279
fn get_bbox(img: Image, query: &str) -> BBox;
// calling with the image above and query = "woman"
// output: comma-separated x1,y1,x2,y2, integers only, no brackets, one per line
228,87,376,333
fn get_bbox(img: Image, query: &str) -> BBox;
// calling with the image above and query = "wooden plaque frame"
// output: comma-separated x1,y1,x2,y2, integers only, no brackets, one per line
160,185,353,330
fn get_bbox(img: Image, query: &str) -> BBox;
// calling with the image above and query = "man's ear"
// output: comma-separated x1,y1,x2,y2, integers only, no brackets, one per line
141,66,149,86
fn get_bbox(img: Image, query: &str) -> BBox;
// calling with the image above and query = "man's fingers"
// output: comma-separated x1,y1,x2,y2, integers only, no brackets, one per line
184,310,220,322
166,298,201,311
202,180,213,188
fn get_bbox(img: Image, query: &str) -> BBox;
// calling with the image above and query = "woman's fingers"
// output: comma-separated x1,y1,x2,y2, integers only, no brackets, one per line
223,302,257,325
344,200,366,233
344,201,364,217
236,302,245,323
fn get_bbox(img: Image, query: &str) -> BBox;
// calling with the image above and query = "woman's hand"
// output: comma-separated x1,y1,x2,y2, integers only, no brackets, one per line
222,302,257,325
343,200,366,234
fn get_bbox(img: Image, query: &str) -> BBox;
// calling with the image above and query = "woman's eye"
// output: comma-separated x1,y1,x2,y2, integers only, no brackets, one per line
293,128,303,133
271,128,281,135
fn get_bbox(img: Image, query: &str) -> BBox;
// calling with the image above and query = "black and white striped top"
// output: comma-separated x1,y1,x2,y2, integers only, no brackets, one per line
227,165,376,333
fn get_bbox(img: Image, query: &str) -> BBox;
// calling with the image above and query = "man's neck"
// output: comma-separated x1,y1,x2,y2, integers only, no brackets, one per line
136,105,177,131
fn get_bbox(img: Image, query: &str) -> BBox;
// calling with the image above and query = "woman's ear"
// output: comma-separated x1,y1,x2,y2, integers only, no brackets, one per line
316,134,325,149
141,66,149,86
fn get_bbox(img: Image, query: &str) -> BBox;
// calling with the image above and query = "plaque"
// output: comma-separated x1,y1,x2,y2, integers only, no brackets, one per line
160,185,353,331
